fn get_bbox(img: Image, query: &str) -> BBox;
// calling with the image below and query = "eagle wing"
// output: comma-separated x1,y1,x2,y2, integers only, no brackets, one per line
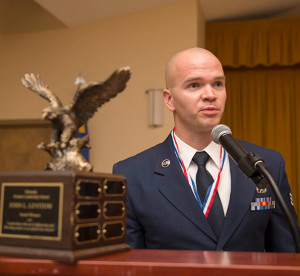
70,67,131,127
21,73,62,108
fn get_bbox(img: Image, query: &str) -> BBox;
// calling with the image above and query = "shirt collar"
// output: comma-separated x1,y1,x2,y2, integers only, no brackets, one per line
174,132,222,169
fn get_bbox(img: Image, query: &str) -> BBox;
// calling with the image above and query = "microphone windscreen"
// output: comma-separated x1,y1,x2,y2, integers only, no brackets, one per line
211,124,232,144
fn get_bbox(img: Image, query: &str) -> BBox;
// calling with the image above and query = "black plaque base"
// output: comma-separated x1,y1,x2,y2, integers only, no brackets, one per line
0,171,130,263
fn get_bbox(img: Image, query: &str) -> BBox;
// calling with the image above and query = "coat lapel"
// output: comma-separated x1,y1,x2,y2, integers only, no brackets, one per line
217,158,256,249
154,135,217,241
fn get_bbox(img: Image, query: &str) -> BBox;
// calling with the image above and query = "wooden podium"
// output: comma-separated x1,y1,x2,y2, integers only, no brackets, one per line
1,249,300,275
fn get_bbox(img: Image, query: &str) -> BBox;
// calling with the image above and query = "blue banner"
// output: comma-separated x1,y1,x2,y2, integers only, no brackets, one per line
78,124,89,161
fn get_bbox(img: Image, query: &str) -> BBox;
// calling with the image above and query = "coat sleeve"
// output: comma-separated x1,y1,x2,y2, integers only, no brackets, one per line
113,162,146,248
264,153,299,252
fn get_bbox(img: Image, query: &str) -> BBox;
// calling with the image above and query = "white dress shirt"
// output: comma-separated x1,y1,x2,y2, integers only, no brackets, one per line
174,132,231,215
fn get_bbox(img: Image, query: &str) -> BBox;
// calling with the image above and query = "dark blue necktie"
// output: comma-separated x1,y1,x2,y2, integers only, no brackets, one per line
192,151,224,238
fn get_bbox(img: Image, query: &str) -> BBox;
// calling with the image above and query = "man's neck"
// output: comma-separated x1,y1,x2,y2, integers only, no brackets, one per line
174,129,212,151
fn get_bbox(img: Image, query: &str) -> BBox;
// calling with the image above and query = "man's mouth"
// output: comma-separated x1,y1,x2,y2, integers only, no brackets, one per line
201,106,219,115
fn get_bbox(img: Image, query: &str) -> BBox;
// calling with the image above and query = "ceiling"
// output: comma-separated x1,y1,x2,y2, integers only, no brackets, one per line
1,0,300,34
35,0,300,26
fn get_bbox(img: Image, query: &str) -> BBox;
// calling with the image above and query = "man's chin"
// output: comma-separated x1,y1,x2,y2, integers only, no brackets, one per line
199,120,221,132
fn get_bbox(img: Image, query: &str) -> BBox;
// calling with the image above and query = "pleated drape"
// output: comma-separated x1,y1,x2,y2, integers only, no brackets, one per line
206,17,300,67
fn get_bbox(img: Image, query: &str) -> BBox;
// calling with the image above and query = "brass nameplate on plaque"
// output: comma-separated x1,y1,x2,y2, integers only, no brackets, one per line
0,182,63,241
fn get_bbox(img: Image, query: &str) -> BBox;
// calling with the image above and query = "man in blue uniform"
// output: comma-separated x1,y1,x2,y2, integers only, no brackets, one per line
113,47,299,252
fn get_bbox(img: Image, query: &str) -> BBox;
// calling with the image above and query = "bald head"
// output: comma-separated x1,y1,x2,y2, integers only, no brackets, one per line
165,48,223,89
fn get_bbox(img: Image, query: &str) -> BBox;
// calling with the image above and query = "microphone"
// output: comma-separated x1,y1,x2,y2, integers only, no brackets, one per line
211,124,248,164
211,124,267,188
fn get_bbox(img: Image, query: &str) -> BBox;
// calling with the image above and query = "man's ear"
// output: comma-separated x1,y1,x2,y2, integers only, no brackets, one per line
163,89,175,112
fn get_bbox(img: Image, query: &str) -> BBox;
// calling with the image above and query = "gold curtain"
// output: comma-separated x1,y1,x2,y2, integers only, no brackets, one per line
206,18,300,215
206,17,300,67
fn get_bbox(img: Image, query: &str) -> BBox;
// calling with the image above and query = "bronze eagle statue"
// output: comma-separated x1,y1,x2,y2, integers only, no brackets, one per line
21,67,131,171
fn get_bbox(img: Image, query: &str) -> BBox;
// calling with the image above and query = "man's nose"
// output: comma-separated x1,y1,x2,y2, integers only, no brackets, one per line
201,85,216,100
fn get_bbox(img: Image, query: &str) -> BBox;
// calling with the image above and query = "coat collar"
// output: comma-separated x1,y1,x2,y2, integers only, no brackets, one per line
154,135,218,241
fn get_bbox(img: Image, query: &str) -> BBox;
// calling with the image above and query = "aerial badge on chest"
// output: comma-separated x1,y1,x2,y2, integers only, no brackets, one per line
21,67,131,171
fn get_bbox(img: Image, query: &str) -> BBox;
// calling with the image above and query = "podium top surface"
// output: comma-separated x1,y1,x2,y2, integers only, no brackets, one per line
1,249,300,276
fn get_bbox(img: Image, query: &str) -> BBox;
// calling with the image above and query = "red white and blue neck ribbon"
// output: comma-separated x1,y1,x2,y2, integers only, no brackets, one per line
171,128,226,217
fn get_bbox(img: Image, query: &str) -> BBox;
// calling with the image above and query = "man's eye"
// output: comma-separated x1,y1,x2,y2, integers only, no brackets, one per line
214,81,223,87
188,83,199,89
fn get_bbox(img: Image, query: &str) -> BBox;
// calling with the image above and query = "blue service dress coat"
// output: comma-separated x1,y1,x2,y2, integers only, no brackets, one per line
113,134,299,252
